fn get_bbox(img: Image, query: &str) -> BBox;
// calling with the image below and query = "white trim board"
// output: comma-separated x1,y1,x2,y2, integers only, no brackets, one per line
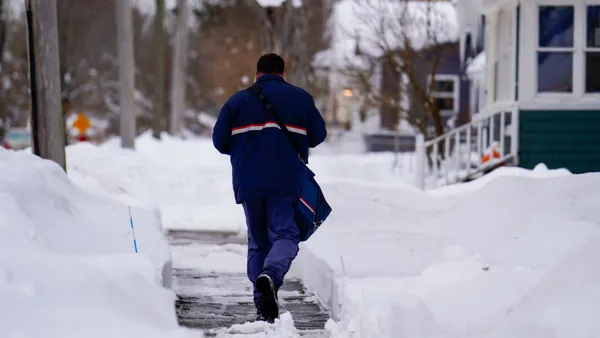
482,98,600,111
519,99,600,110
482,0,520,14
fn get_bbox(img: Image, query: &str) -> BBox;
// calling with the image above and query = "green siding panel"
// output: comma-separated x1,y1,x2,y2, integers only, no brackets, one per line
520,110,600,120
519,110,600,173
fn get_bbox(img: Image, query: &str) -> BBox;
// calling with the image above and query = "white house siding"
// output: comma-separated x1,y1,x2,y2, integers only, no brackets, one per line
467,52,487,115
484,1,518,108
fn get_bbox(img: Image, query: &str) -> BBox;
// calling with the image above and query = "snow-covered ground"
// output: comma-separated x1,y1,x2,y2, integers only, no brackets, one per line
0,147,196,337
293,166,600,338
67,133,415,234
64,134,600,338
68,134,247,235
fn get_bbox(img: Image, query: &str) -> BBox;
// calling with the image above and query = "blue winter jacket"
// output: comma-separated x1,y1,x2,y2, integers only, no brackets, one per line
212,74,327,204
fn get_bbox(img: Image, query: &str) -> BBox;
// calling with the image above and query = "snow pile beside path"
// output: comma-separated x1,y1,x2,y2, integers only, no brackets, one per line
212,312,299,337
310,152,414,188
67,141,159,209
430,162,572,196
0,148,194,337
68,134,413,234
291,172,600,338
66,134,598,336
67,133,247,234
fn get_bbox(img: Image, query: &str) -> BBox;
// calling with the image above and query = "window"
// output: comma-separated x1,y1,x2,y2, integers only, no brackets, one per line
428,74,459,116
476,15,486,54
586,5,600,93
537,6,574,93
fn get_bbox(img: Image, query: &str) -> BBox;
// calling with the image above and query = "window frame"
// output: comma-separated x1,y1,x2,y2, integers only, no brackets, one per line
427,74,460,117
532,0,600,100
585,4,600,93
536,4,575,94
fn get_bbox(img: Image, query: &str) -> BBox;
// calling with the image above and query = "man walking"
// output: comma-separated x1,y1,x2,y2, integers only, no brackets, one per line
212,53,327,322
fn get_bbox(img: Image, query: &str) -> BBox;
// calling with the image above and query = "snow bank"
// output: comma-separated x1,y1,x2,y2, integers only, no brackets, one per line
67,133,247,235
65,135,600,337
291,170,600,337
0,148,194,337
429,162,572,196
310,152,415,188
212,312,299,337
67,134,416,235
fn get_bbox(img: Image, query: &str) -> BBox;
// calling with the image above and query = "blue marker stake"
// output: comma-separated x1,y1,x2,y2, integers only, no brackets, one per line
128,206,138,253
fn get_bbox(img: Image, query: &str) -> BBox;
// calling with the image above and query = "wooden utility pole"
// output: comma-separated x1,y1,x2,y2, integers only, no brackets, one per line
116,0,135,148
153,0,165,139
26,0,66,171
169,0,188,136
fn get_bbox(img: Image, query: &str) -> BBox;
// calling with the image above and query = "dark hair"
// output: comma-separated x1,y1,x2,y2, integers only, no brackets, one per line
256,53,285,75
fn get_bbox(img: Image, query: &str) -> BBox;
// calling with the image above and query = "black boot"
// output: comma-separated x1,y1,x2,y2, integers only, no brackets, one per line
256,309,265,322
256,274,279,323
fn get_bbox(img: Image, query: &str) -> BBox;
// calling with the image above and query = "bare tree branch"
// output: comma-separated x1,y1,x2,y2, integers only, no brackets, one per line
336,0,455,137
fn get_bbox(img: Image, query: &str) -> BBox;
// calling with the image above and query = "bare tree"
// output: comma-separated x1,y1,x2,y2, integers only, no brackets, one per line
57,0,117,99
0,0,331,139
248,0,330,91
195,0,261,107
337,0,456,136
0,0,7,72
153,0,166,138
116,0,135,148
169,0,189,136
287,0,332,92
0,15,30,129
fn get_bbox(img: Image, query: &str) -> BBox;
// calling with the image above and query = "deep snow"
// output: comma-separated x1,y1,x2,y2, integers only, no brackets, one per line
67,134,248,235
65,134,600,338
293,170,600,338
0,147,195,337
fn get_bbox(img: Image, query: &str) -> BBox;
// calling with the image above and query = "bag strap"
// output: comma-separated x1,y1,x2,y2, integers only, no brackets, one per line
246,83,305,163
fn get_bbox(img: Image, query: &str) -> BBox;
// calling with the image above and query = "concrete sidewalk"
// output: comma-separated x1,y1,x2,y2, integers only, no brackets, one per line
169,230,330,337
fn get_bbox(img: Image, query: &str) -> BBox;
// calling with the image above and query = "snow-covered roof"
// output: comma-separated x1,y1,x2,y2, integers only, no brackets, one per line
466,51,486,75
323,0,458,70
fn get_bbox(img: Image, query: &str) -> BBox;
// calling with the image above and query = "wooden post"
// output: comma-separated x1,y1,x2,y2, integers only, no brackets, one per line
415,133,426,190
26,0,66,171
116,0,135,148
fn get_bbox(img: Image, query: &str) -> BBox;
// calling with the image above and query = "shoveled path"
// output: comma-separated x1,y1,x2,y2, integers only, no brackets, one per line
168,230,330,337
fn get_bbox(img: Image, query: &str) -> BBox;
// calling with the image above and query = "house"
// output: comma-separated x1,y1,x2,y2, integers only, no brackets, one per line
320,0,467,151
460,0,600,173
408,41,471,136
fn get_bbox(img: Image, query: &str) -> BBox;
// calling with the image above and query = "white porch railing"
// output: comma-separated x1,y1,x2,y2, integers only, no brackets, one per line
414,105,519,189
